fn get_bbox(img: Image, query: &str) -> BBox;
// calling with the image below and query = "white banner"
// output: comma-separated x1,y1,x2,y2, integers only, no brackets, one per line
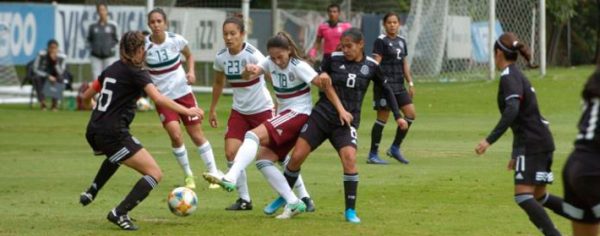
446,15,472,59
166,8,226,62
55,4,146,64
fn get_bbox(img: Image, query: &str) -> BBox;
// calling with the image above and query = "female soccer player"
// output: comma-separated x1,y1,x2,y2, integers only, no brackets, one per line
209,16,275,210
79,31,203,230
145,8,219,190
279,28,408,223
368,12,416,165
561,69,600,236
475,32,561,236
204,32,339,214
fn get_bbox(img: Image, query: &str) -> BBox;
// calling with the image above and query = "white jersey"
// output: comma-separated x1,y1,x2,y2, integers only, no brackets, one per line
259,57,316,114
145,31,192,99
213,43,274,114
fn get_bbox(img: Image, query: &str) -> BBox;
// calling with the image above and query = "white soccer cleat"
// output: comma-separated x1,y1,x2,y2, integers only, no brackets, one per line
275,201,306,219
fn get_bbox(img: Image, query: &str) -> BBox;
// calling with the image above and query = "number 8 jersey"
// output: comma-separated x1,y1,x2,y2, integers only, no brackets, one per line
213,43,274,114
144,31,192,100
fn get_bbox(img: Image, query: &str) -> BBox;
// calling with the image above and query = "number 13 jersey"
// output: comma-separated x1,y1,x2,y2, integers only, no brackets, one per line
144,31,191,100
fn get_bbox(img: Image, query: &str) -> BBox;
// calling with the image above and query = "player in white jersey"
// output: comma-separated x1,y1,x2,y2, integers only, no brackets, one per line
204,32,346,218
145,8,219,190
209,17,275,210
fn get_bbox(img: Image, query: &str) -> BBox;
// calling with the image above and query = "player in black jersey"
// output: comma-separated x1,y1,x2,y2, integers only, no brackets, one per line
77,31,203,231
368,12,416,165
280,28,408,223
561,69,600,236
475,32,562,236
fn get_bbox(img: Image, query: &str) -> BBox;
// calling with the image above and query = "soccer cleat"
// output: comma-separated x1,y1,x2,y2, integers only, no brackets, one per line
79,192,94,206
263,196,286,215
366,152,389,165
184,175,196,189
226,198,253,211
301,197,316,212
202,172,235,192
344,208,361,224
387,146,409,164
208,183,220,189
107,209,138,231
275,201,306,219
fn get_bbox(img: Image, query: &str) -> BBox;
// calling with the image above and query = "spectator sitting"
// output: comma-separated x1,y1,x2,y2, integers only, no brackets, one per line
32,39,67,111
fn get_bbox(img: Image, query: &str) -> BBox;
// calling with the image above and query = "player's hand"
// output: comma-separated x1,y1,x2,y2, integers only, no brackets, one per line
48,75,57,83
317,73,332,89
186,107,204,120
209,110,218,128
396,118,409,130
186,72,196,85
408,86,415,98
507,158,516,170
475,139,490,155
339,110,353,126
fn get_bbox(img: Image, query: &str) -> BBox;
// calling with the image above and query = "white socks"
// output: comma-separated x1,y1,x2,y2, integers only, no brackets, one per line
257,160,300,204
224,132,259,182
172,145,193,176
197,142,218,174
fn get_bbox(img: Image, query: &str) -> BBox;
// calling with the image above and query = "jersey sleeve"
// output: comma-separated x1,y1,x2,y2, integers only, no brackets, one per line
319,55,332,74
372,38,385,56
295,60,318,84
316,24,324,38
174,34,189,52
258,57,271,74
213,54,224,72
133,69,154,89
251,49,266,64
400,38,408,57
500,74,523,102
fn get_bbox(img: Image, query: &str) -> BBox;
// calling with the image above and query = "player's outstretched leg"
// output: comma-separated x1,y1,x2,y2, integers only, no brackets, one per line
80,159,120,206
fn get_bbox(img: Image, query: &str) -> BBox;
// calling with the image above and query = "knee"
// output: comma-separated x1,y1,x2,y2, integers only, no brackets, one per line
225,149,236,161
149,168,163,182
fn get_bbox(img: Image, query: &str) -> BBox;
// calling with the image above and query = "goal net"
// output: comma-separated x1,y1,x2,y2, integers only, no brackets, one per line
405,0,542,81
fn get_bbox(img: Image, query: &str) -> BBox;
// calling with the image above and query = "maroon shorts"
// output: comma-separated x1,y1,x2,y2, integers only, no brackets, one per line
264,110,309,159
155,93,201,126
226,109,273,141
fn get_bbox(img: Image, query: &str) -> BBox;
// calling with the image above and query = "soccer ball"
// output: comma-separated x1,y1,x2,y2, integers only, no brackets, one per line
167,187,198,216
136,97,153,111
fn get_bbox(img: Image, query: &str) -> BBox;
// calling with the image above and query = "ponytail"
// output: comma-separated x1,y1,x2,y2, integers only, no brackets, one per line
120,31,145,67
495,32,537,69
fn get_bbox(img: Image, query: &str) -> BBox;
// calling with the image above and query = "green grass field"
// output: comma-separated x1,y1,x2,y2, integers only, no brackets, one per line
0,66,594,235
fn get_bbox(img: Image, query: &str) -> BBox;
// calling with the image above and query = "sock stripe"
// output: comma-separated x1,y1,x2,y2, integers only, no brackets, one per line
562,202,585,219
198,142,211,155
375,119,386,126
244,131,260,144
537,193,550,205
256,160,274,170
143,175,158,189
343,173,359,182
592,203,600,218
514,194,534,204
284,167,300,177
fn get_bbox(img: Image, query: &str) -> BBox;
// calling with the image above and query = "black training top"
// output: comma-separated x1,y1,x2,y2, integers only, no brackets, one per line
87,60,153,134
574,72,600,152
372,34,408,94
486,63,555,155
315,51,401,128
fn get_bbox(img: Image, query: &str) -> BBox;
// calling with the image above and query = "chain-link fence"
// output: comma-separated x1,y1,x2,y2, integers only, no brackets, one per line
405,0,542,81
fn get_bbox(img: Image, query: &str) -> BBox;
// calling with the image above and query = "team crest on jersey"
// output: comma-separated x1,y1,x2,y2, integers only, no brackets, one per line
171,45,178,53
241,59,247,67
398,40,405,49
301,123,308,133
288,73,296,82
360,65,369,75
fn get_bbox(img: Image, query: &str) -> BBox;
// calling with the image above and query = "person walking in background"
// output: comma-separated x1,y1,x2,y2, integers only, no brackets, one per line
307,3,352,63
145,8,220,190
368,12,416,165
32,39,67,111
87,1,119,80
475,32,563,236
209,16,275,211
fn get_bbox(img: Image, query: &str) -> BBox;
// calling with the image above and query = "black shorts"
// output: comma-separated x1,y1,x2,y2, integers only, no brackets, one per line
299,112,357,152
513,151,554,185
373,91,412,110
562,149,600,223
85,131,143,164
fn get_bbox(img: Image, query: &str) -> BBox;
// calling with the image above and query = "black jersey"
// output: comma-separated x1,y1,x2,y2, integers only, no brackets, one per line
372,34,407,93
574,74,600,152
87,60,153,134
314,52,400,128
496,64,554,154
